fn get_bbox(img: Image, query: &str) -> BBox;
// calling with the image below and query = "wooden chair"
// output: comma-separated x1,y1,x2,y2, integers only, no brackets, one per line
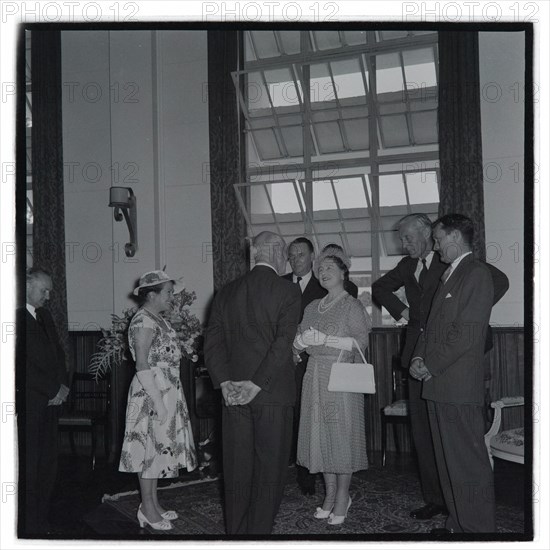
380,355,410,466
58,372,111,470
484,396,524,468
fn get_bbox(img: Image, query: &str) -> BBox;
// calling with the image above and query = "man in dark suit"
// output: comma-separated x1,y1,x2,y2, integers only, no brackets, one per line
283,237,327,495
205,231,301,535
410,214,497,533
17,268,69,535
372,213,508,521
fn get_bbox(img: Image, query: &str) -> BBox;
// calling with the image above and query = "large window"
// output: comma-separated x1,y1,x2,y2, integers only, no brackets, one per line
233,30,440,324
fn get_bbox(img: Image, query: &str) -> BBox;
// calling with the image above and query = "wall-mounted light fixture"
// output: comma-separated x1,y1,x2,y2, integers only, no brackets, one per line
109,186,137,257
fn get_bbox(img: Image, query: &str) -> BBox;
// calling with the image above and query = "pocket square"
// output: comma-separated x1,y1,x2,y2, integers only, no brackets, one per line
445,293,452,298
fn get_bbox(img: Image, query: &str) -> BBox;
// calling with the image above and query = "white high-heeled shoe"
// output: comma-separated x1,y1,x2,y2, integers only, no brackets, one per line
327,496,352,525
313,504,334,519
137,504,173,530
161,510,178,521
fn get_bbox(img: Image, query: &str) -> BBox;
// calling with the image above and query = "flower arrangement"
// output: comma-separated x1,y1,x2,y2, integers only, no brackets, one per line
88,289,202,381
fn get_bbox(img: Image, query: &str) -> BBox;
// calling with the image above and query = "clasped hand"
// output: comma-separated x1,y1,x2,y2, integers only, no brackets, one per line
220,380,261,406
409,357,432,381
300,327,328,347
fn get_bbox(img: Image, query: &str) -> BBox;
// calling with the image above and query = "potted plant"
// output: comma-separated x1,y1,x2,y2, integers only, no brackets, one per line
89,289,202,380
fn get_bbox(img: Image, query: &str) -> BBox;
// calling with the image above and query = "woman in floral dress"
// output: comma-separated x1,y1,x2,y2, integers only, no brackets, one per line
119,270,197,531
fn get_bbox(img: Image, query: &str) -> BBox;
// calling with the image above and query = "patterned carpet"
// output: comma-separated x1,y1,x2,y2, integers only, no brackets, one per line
104,465,526,537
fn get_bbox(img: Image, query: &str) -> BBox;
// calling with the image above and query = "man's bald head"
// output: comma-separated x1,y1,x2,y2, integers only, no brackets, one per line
251,231,287,274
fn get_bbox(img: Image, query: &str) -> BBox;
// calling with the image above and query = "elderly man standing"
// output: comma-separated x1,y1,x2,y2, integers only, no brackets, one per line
205,231,301,535
410,214,497,533
372,213,508,522
17,268,70,535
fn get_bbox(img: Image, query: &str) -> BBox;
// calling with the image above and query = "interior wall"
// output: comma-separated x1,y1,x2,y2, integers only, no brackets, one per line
62,30,212,329
479,31,525,326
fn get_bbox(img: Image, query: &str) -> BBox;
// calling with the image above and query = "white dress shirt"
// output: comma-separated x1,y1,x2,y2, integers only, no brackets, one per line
292,270,312,293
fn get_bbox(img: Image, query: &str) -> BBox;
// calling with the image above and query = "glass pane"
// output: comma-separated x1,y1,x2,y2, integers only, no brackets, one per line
330,58,366,100
310,63,336,108
312,180,337,212
250,185,274,217
376,53,404,94
410,111,438,144
314,122,345,153
278,31,301,54
334,177,368,210
246,72,271,111
406,171,440,204
280,125,303,156
380,115,410,147
344,30,367,46
250,31,280,59
347,231,371,256
403,48,437,89
313,31,342,51
252,129,282,160
244,32,256,62
379,173,406,206
378,30,409,41
342,119,369,150
270,182,302,214
265,68,301,108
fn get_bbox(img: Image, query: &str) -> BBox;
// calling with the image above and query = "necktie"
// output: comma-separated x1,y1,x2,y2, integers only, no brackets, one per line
296,276,302,285
418,259,428,288
441,266,452,284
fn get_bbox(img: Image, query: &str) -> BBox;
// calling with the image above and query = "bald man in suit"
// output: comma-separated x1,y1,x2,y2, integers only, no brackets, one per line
205,232,301,534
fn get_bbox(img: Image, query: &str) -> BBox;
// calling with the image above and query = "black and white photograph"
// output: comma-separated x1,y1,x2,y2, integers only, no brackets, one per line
0,0,546,547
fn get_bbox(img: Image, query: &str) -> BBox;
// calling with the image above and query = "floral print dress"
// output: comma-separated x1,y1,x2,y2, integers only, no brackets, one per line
119,308,197,478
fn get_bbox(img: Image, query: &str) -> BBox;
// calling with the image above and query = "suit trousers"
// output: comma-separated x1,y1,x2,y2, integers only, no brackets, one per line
222,399,294,535
408,378,445,507
427,400,496,532
23,404,60,535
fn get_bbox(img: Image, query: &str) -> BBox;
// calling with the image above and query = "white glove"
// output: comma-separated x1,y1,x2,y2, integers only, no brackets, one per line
136,369,168,424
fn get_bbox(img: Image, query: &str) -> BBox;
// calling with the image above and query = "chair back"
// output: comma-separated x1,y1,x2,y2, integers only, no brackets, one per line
391,355,409,402
62,372,111,418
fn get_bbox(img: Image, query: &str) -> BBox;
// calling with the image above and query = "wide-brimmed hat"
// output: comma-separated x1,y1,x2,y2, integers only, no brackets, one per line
133,270,185,296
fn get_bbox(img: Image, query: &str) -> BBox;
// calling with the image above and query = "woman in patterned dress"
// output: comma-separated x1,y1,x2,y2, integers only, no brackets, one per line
119,271,197,530
294,249,371,526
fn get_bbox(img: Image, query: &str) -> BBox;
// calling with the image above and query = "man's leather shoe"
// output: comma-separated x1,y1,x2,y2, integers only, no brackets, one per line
430,528,452,534
410,503,447,519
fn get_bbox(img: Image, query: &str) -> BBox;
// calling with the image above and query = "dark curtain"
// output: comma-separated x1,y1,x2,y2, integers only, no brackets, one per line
31,30,70,375
438,31,486,260
207,31,248,291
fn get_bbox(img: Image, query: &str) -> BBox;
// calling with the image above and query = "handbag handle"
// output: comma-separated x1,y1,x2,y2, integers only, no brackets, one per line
334,338,369,366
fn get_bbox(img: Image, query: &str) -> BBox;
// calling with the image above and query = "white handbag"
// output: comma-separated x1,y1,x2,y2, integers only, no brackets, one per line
327,338,376,394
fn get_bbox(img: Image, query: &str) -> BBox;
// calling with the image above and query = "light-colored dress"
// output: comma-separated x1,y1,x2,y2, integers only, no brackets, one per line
119,308,197,478
297,292,371,474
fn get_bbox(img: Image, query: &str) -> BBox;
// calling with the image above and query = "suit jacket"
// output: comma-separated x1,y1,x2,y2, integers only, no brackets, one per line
412,255,494,405
372,253,509,368
372,254,447,368
205,266,302,405
17,307,68,414
282,272,327,321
